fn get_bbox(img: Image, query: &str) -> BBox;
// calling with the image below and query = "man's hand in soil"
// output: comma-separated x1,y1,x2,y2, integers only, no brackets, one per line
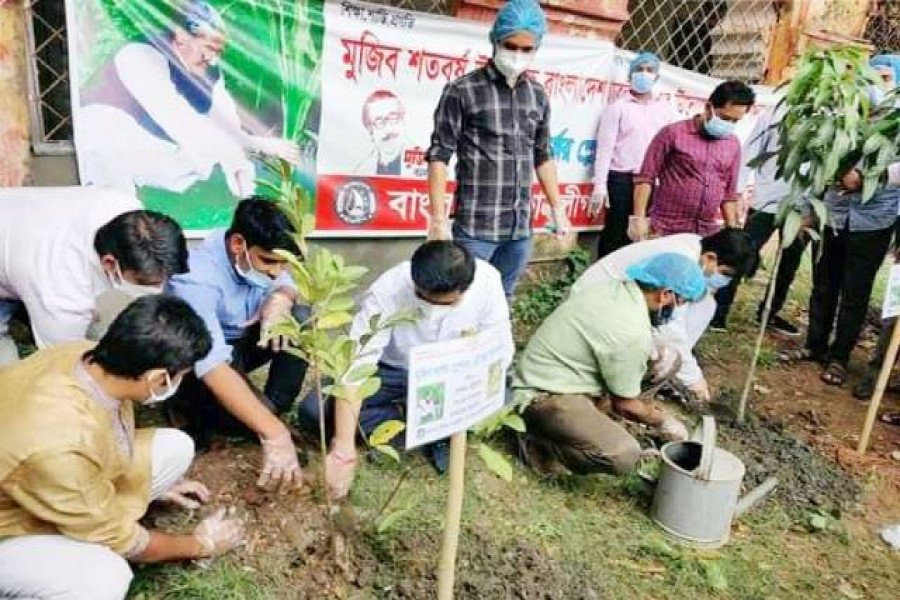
193,507,245,558
687,379,711,405
325,447,359,500
658,415,689,442
258,429,303,492
159,479,211,510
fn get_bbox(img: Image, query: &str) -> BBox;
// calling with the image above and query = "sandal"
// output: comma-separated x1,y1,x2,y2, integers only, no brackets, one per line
880,411,900,427
783,347,827,364
821,361,847,386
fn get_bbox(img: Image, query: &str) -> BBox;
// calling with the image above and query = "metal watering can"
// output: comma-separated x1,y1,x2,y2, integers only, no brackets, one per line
650,416,778,548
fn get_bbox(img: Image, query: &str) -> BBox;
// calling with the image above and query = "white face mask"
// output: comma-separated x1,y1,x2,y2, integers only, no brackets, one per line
107,262,164,298
493,46,535,87
145,371,182,405
416,296,457,322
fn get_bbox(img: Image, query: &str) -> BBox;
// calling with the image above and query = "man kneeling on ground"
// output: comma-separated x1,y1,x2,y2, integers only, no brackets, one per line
299,241,513,498
512,253,706,475
0,296,244,600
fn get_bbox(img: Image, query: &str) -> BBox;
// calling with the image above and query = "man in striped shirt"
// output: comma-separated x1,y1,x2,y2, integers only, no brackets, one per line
425,0,569,299
628,81,755,240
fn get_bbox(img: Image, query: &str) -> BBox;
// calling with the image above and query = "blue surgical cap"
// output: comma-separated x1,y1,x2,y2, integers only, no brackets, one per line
870,54,900,87
629,52,660,74
489,0,547,45
184,1,225,35
625,253,706,302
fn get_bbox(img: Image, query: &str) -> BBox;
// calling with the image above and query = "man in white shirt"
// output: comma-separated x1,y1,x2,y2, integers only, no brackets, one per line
0,187,188,366
77,1,299,197
572,229,753,402
299,241,513,498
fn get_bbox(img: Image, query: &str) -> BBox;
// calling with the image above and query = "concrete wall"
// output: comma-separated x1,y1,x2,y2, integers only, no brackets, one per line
0,3,30,187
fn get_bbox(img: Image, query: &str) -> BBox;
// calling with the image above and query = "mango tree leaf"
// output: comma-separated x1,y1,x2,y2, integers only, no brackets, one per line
318,311,353,330
809,197,829,229
346,362,378,384
501,414,527,433
478,443,512,482
374,444,400,463
370,420,406,447
781,211,803,248
358,376,382,401
327,296,355,312
300,213,316,238
377,505,414,534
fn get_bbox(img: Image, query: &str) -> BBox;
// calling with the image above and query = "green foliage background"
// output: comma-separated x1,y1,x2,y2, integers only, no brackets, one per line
73,0,324,230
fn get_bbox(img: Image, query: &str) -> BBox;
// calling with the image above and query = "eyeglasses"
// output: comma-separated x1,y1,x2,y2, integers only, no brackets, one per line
370,112,403,130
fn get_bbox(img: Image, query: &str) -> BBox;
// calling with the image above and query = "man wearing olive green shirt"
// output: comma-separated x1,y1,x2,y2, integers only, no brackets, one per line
0,296,243,600
512,253,705,475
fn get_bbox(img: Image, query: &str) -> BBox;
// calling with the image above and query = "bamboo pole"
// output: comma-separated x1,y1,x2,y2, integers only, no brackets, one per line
738,246,784,422
437,431,467,600
857,318,900,454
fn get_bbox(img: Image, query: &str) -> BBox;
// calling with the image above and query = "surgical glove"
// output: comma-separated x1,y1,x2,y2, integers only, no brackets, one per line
687,379,711,404
588,189,607,218
658,415,689,442
258,430,303,492
627,215,650,241
427,216,452,241
649,344,681,383
160,479,211,510
325,447,359,500
259,290,295,352
193,507,245,558
550,204,571,236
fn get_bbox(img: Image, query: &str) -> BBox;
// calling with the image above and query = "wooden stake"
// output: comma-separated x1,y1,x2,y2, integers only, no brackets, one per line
437,431,467,600
857,318,900,454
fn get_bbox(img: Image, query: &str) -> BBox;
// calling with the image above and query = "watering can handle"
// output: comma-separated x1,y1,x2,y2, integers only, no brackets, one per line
697,415,716,480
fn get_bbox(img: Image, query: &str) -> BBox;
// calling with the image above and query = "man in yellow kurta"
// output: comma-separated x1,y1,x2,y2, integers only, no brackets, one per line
0,295,244,600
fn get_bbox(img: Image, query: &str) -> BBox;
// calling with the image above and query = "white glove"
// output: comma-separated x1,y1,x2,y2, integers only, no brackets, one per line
589,189,607,218
427,216,452,241
258,430,303,491
193,507,245,558
259,290,295,352
627,215,650,242
550,204,571,237
325,446,359,500
159,479,211,510
658,415,689,442
687,379,711,404
250,136,302,165
649,344,681,383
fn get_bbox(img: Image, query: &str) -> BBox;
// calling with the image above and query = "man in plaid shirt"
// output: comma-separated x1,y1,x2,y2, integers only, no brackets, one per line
425,0,569,299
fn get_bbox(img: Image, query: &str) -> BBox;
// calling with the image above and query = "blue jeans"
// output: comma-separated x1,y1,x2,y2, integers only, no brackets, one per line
452,226,533,299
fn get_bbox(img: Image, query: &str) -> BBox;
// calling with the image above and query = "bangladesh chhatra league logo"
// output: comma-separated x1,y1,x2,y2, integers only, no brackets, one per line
335,181,376,225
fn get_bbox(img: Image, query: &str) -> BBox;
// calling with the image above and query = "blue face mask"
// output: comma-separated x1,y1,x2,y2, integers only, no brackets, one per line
236,248,273,289
704,114,735,139
630,71,655,94
705,272,733,291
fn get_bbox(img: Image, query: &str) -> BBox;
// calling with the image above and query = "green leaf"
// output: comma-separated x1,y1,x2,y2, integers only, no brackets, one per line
700,560,729,591
478,443,513,482
300,213,316,238
322,384,349,399
318,311,353,330
781,211,803,248
501,414,527,433
377,505,414,534
370,420,406,447
326,296,355,312
809,198,829,229
809,513,828,532
346,362,378,384
358,376,382,401
374,444,401,463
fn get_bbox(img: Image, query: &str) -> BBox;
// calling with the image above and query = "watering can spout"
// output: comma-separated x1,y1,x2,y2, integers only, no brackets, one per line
734,476,779,519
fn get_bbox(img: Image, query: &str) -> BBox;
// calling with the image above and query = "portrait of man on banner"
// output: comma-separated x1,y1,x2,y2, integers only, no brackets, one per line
70,0,323,231
352,89,409,177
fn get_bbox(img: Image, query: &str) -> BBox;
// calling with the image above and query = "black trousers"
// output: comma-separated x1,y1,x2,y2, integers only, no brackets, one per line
165,312,309,447
807,225,894,363
597,171,634,259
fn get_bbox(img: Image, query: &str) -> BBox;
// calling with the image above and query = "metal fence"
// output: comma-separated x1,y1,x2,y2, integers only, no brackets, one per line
24,0,72,153
618,0,780,84
865,0,900,55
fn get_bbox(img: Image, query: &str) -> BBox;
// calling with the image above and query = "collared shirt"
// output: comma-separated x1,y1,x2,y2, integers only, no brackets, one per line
73,360,134,460
0,343,153,557
636,117,742,236
350,259,513,373
592,94,679,188
426,63,552,242
825,185,900,233
167,230,292,378
739,105,790,214
512,280,651,402
0,186,141,349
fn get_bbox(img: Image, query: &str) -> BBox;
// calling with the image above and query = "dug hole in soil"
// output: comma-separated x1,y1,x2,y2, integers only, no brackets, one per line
144,442,604,599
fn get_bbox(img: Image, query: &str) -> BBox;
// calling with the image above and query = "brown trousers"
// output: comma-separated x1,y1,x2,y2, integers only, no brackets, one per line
523,393,642,475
